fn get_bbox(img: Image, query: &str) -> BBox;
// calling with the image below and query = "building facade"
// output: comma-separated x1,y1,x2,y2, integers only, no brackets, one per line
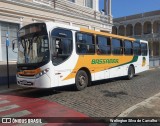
112,10,160,57
0,0,112,61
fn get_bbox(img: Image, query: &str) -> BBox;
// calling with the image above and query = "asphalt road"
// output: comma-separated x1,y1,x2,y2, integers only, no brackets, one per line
4,68,160,118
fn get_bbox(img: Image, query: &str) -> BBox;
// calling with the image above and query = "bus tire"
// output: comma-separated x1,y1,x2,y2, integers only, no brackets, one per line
75,70,88,91
127,65,135,80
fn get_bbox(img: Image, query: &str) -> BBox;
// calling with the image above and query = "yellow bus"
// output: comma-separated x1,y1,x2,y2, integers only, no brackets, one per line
13,22,149,90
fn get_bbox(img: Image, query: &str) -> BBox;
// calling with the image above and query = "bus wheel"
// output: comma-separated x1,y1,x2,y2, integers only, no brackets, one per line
127,66,135,80
75,70,88,91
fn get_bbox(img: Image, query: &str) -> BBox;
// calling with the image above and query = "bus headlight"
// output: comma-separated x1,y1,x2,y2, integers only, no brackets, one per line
35,68,49,78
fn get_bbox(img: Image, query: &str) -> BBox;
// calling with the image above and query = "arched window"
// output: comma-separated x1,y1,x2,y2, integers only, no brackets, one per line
118,25,125,36
153,20,160,33
143,21,151,34
126,24,133,36
112,26,117,35
134,23,142,35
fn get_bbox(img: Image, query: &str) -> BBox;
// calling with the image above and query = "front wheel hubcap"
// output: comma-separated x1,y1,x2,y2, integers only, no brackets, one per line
79,75,86,86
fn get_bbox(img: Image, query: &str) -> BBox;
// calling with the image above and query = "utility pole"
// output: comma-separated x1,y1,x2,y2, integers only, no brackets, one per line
6,32,10,88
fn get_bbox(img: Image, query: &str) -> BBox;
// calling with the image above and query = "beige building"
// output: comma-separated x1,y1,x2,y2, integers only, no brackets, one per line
0,0,112,61
112,10,160,57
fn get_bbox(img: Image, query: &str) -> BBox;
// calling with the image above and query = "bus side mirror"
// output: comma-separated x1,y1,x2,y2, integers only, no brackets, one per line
12,39,18,53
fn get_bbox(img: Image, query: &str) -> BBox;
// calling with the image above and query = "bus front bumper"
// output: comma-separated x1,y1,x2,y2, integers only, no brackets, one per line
17,74,51,88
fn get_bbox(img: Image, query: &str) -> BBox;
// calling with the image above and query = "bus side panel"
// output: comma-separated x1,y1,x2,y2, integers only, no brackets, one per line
110,65,126,78
94,68,105,81
133,56,142,74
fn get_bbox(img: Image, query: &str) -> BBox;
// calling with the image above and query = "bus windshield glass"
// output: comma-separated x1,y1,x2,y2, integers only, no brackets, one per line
17,23,49,64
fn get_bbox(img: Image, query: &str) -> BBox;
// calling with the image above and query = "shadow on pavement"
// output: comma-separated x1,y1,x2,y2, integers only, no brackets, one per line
101,90,128,98
0,75,139,99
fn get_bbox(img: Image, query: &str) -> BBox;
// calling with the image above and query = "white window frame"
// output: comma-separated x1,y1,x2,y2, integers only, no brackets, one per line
84,0,93,8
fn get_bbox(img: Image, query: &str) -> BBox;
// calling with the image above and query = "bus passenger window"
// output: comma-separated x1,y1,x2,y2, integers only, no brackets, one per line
133,41,141,56
112,38,123,55
97,36,111,55
76,32,95,54
124,40,133,55
141,43,148,56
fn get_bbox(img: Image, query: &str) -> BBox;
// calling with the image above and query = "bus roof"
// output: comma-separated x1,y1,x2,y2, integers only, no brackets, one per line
80,28,136,41
45,22,136,41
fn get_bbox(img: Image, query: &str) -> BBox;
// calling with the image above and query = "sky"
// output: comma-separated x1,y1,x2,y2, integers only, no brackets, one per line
99,0,160,18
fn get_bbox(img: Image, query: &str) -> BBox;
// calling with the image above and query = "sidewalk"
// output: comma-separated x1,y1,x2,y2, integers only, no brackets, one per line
118,66,160,120
0,61,17,85
108,92,160,126
118,92,160,118
0,83,22,93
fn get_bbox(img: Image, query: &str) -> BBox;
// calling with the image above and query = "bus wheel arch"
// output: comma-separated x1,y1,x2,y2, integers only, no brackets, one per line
75,68,91,91
127,64,135,80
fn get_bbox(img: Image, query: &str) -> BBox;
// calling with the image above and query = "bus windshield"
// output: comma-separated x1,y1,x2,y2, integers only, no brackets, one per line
17,23,49,64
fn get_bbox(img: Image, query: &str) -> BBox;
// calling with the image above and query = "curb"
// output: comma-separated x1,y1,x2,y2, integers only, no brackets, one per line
0,88,20,94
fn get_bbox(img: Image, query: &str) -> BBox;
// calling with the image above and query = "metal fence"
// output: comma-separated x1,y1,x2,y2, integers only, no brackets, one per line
149,57,160,67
